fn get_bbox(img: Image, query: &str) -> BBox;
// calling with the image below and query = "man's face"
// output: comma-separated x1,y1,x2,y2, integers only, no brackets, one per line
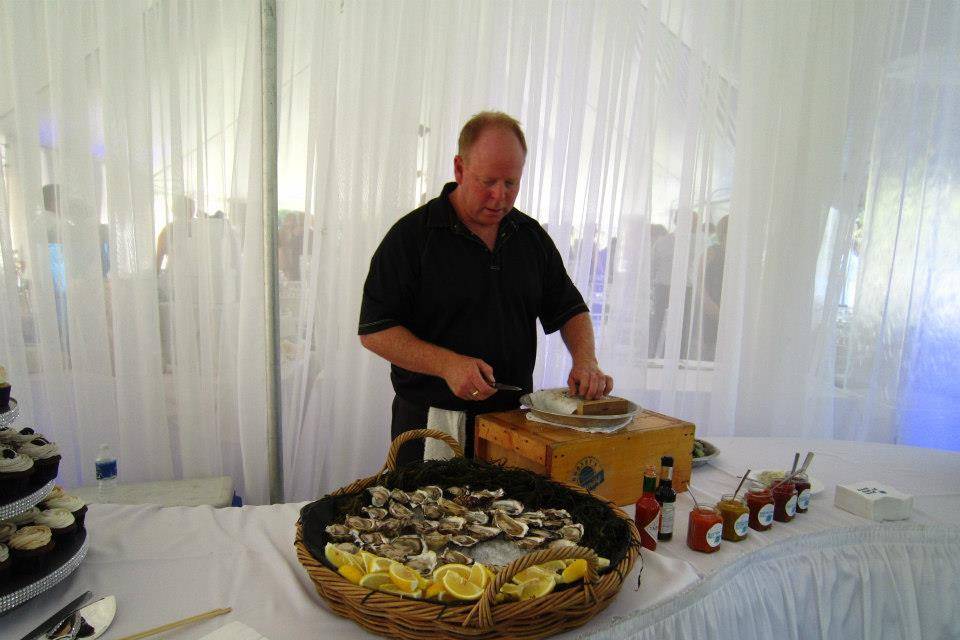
452,127,525,230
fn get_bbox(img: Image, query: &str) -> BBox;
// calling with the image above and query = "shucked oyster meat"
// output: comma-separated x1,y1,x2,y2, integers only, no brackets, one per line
367,486,390,507
388,500,415,520
491,499,524,515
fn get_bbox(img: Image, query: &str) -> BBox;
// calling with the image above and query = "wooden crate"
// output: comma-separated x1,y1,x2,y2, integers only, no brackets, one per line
475,409,694,506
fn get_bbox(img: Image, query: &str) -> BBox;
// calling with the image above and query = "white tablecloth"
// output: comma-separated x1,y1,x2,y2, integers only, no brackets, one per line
3,438,959,640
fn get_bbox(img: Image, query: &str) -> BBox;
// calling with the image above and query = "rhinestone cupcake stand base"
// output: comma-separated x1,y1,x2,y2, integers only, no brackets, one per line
1,398,89,614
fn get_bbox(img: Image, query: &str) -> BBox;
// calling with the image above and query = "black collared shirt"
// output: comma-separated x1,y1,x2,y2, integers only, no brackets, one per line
359,182,588,413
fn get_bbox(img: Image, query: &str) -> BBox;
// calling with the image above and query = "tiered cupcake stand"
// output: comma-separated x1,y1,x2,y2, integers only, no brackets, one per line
0,399,88,614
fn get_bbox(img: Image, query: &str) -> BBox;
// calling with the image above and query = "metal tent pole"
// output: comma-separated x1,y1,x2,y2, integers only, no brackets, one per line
261,0,283,504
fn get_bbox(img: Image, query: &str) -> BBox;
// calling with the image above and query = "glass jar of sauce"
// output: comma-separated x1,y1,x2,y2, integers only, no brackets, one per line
793,472,812,513
772,480,798,522
686,506,723,553
716,493,749,541
746,484,774,531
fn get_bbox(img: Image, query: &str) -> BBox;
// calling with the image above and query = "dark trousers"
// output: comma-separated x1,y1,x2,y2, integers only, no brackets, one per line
390,395,477,469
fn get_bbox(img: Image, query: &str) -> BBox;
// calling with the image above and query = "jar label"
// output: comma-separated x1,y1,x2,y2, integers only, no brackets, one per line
706,522,722,547
759,503,774,526
734,512,749,536
786,495,798,517
644,517,659,541
659,503,675,535
798,489,811,510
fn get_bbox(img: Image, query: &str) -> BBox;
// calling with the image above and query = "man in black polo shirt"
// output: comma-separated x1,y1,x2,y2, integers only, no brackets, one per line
359,111,613,466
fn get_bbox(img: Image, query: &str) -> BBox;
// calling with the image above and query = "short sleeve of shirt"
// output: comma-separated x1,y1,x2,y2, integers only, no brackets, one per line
537,229,589,334
358,221,418,336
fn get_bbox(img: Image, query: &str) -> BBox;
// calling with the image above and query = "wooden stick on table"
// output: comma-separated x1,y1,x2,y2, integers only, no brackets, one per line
114,607,231,640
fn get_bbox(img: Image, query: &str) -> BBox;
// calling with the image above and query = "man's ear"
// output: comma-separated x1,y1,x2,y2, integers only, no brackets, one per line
453,155,465,184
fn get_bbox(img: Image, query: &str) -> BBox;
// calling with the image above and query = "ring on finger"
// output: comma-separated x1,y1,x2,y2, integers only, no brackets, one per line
471,389,480,397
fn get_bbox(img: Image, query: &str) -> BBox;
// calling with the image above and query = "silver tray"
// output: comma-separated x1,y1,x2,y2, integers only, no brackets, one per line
0,398,20,426
0,479,55,521
0,529,88,613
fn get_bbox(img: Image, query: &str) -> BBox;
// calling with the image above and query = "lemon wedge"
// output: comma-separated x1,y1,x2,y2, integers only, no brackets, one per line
378,583,423,599
358,571,393,590
424,581,446,600
468,562,489,589
324,543,363,570
560,558,588,584
432,563,472,583
442,571,484,601
389,562,421,592
520,576,556,600
512,566,555,584
338,564,364,584
498,582,523,602
538,560,568,574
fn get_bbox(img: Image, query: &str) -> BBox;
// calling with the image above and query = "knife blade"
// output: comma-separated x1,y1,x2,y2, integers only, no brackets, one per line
17,590,92,640
491,382,523,391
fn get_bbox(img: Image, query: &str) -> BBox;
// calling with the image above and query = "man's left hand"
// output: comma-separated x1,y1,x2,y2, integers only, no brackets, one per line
567,360,614,400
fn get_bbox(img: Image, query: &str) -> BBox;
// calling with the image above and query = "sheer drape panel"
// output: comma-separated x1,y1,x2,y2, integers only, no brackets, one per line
279,0,960,498
0,0,269,500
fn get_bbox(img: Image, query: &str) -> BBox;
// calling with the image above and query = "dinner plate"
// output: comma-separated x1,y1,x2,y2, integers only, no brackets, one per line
520,390,640,428
692,439,720,467
753,469,825,495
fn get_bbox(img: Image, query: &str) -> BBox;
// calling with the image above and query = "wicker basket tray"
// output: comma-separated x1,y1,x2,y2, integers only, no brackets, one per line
295,429,641,640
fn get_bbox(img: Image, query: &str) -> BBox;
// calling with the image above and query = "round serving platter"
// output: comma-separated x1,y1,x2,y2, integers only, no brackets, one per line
0,529,88,614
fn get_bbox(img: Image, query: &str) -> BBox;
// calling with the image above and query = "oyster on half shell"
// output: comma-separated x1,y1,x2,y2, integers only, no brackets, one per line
367,486,390,507
438,515,467,534
494,510,529,539
423,531,450,551
440,548,475,565
438,497,469,517
362,506,388,520
325,524,355,541
391,534,424,555
491,499,524,515
388,500,415,520
405,550,438,575
448,534,480,548
516,535,546,550
465,510,489,525
421,503,444,520
344,516,379,532
560,523,585,542
466,524,501,540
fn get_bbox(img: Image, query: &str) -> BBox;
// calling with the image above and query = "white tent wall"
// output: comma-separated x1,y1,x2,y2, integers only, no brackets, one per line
279,0,960,501
0,0,270,503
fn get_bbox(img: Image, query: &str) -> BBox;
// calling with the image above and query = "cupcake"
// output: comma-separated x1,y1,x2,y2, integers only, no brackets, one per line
8,524,54,574
34,508,76,539
0,543,9,579
44,495,87,529
0,522,16,544
45,485,66,501
0,366,10,409
0,425,17,444
11,427,41,446
7,506,39,526
18,437,60,486
0,445,34,499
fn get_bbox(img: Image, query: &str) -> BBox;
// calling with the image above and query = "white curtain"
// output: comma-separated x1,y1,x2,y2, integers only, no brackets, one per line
0,0,270,503
279,0,960,501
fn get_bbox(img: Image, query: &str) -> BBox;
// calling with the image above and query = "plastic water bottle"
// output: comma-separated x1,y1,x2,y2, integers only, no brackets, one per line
95,444,118,499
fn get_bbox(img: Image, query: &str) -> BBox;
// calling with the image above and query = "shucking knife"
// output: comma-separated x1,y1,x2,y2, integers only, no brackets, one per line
17,590,91,640
491,382,523,391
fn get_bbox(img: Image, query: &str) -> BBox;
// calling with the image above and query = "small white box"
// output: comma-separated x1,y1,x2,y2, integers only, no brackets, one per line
834,481,913,521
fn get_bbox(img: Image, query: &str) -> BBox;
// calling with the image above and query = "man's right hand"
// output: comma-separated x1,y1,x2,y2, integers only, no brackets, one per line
442,354,497,401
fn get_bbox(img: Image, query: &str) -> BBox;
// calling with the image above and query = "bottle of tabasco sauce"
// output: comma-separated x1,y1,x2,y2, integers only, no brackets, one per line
634,466,661,550
656,456,677,541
